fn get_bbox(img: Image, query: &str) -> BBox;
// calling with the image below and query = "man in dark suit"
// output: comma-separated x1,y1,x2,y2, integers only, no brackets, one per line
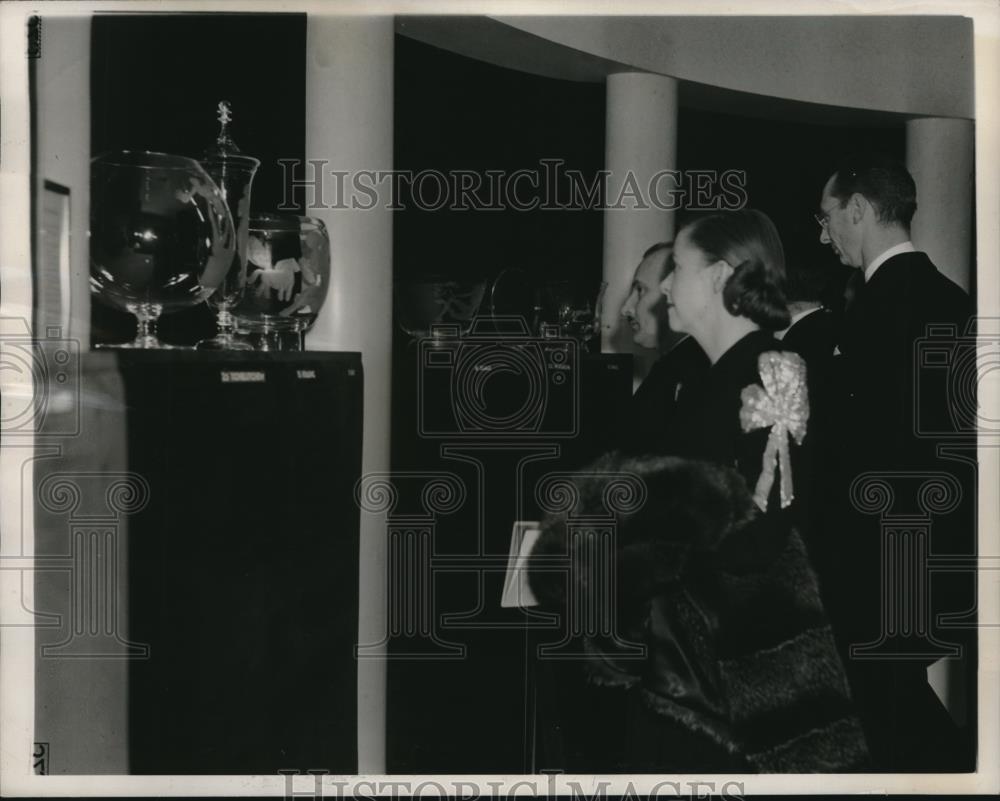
818,156,971,467
775,261,839,590
816,154,974,771
778,263,838,367
617,242,708,456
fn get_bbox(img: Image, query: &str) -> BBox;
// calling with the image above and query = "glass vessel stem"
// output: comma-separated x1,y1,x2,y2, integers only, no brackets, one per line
133,304,162,348
216,306,236,339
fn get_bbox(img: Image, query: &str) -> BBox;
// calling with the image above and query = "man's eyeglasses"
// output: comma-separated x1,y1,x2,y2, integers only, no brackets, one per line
814,204,841,229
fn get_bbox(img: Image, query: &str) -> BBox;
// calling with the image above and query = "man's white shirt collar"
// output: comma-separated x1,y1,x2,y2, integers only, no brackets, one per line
865,241,916,283
775,306,822,340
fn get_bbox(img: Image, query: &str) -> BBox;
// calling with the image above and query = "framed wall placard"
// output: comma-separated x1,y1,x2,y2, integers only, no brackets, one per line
35,179,71,336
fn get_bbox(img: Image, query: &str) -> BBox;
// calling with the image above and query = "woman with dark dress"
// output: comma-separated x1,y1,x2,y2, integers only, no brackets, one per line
529,210,868,772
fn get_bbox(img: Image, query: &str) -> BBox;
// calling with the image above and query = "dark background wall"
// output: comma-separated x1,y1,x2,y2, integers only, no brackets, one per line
393,34,606,285
392,36,910,334
677,107,904,283
395,35,905,302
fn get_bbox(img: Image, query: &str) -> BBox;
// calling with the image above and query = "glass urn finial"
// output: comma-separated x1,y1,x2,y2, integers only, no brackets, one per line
213,99,242,156
197,100,260,350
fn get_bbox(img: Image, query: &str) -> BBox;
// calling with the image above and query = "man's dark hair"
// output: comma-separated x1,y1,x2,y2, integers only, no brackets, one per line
643,240,673,259
784,261,833,304
828,154,917,227
641,240,674,280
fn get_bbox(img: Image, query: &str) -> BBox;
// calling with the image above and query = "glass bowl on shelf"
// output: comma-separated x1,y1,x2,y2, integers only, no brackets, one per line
537,279,607,348
394,277,488,344
231,214,331,350
89,150,235,348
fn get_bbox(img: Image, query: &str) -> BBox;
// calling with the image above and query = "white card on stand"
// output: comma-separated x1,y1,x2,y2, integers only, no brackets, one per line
500,521,542,608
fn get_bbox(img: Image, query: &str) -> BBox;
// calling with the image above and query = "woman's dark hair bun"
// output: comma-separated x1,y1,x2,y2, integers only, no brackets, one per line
724,257,791,330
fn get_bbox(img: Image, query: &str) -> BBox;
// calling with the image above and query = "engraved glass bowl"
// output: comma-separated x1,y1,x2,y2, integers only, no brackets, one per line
232,214,331,350
89,150,235,348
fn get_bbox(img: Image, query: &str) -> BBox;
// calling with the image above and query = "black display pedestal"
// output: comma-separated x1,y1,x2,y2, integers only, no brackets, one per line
34,351,363,775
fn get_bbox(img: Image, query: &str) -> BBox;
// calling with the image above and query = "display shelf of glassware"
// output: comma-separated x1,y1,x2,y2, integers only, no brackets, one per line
89,101,330,353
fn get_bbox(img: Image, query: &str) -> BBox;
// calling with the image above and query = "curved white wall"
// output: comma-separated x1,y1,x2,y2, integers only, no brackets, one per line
491,16,974,120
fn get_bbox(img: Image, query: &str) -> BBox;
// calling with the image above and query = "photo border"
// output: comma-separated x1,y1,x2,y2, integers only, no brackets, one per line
2,0,997,796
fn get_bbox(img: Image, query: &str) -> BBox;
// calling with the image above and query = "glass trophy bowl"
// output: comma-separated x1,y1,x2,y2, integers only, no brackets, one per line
232,214,330,350
89,150,235,348
538,279,607,347
394,277,488,343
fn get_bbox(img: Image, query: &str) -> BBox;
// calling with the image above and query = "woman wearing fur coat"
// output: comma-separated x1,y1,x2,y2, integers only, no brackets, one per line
529,210,868,772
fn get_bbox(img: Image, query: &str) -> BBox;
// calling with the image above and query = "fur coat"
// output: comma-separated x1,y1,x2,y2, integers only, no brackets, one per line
528,454,869,773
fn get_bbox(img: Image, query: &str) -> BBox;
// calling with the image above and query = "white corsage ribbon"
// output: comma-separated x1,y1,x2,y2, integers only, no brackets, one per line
738,351,809,511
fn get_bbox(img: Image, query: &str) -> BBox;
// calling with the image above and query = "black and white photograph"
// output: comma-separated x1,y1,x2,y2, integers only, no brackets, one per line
1,1,997,797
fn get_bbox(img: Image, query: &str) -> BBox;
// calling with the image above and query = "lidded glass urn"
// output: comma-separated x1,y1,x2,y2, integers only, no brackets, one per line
197,100,260,350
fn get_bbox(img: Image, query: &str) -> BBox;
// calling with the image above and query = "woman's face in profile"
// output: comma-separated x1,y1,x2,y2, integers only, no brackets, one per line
660,228,716,336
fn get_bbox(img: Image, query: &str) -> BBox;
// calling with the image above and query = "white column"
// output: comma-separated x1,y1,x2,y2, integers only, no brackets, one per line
305,14,393,774
0,5,36,790
602,72,677,379
906,117,975,732
34,17,91,347
13,14,113,776
906,117,974,292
